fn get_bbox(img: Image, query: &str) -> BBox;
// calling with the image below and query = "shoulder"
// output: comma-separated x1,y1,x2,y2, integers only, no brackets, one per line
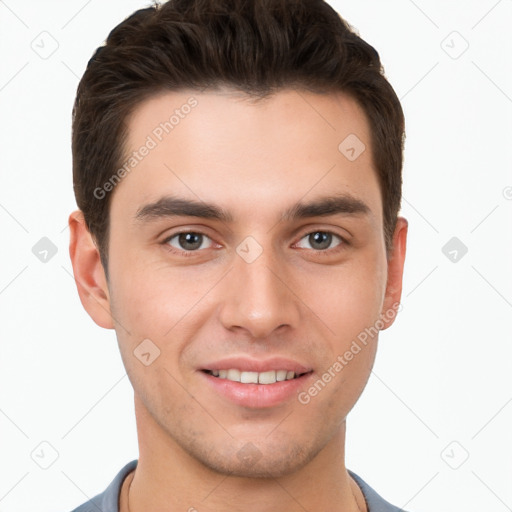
348,470,410,512
69,460,138,512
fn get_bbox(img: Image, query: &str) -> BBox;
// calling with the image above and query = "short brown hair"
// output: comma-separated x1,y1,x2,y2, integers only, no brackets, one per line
72,0,405,271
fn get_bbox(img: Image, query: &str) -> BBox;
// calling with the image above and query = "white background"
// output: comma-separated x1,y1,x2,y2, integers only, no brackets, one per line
0,1,511,511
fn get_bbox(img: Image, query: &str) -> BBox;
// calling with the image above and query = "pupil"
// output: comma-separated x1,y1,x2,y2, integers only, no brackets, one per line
179,233,202,250
310,232,331,250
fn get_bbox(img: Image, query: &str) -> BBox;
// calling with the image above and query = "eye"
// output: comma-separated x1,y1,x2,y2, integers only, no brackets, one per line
295,231,345,251
165,232,214,252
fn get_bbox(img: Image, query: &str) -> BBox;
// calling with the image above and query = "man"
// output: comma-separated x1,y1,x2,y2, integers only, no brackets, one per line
68,0,408,510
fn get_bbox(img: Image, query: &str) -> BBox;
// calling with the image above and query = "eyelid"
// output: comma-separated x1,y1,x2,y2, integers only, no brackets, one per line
295,221,351,240
160,225,215,242
161,229,219,257
293,230,348,251
161,227,350,257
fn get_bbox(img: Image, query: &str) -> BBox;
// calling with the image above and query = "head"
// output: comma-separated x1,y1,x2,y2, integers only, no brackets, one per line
72,0,405,273
69,0,407,479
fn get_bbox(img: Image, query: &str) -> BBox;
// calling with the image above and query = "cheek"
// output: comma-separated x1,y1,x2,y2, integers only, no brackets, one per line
109,257,209,335
301,255,387,344
107,257,223,384
324,280,383,339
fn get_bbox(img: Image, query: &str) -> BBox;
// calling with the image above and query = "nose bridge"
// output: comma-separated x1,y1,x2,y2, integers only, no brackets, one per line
218,238,300,338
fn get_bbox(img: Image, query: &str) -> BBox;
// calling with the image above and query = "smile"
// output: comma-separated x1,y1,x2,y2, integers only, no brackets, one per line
203,369,310,384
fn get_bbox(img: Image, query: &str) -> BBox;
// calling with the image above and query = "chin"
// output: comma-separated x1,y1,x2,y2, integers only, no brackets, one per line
184,437,319,479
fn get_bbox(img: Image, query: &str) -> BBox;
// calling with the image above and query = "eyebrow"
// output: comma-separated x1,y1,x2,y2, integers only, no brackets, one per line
134,193,370,224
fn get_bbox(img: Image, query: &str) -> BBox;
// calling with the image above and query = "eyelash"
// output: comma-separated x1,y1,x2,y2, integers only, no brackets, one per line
163,231,217,258
162,230,349,258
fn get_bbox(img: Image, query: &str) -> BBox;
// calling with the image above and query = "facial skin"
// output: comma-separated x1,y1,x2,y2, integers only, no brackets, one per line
69,87,407,512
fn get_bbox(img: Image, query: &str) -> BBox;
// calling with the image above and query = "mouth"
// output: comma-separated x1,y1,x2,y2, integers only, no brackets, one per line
202,369,312,384
199,357,314,407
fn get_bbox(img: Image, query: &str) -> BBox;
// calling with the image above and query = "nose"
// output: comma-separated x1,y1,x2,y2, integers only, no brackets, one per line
218,245,301,339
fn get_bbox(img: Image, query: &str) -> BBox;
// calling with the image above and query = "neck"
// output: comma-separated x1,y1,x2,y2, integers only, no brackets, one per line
122,395,366,512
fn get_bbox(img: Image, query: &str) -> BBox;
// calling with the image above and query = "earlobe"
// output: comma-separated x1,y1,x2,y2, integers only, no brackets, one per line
68,210,114,329
380,217,408,330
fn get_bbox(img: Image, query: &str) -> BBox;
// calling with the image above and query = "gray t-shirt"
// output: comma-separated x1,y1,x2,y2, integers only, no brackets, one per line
70,460,408,512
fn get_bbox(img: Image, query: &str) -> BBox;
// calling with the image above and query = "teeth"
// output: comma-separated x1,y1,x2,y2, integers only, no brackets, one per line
226,369,241,382
258,370,276,384
276,370,287,382
240,371,258,384
209,369,299,384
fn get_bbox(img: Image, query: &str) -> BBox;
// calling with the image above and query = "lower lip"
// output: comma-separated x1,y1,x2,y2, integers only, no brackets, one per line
200,371,313,408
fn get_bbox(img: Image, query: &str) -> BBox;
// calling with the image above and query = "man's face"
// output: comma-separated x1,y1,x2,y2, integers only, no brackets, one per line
76,88,406,478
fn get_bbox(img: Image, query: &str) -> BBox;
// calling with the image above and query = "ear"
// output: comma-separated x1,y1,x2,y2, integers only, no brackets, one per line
380,216,408,330
68,210,114,329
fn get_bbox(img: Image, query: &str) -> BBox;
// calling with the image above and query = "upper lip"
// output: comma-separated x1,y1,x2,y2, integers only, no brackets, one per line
201,357,312,374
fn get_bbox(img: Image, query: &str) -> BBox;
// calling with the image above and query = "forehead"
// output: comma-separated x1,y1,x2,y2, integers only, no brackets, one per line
112,87,381,225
